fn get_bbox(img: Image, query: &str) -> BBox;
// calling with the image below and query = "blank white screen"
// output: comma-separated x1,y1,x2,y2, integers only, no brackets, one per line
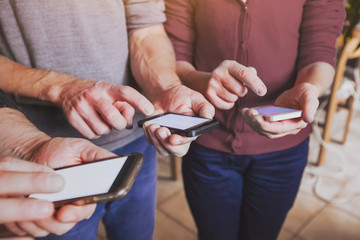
30,156,127,202
148,114,209,130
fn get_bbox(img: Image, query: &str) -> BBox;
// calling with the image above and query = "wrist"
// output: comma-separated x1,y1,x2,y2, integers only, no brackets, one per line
0,108,51,160
43,71,93,105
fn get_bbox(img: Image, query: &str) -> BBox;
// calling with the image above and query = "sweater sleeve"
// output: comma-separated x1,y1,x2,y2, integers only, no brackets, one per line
164,0,195,63
125,0,166,32
0,89,23,112
297,0,345,71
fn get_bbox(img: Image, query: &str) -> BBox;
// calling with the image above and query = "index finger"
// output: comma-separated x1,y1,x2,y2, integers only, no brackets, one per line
0,172,64,195
0,157,53,173
111,86,154,116
228,62,267,96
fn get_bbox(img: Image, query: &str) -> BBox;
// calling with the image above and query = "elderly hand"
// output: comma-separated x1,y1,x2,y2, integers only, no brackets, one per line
0,156,64,224
53,76,154,139
5,137,115,237
241,83,320,138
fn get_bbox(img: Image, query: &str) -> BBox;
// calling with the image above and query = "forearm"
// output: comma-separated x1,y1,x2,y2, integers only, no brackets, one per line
0,108,51,160
129,25,182,102
295,61,335,97
0,55,88,105
176,61,211,96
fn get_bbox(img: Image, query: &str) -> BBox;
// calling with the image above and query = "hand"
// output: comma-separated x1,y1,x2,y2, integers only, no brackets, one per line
0,156,64,224
5,137,116,237
56,78,154,139
205,60,267,110
241,83,320,138
143,85,215,157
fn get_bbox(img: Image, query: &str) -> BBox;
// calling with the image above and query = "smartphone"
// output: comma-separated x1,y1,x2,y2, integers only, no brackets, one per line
29,153,143,207
254,105,302,121
138,113,220,137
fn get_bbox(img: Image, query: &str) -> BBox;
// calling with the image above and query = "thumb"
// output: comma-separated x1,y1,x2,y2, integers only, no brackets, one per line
191,93,215,119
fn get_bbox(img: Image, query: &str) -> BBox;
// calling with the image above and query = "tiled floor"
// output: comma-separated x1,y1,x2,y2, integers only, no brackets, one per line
98,108,360,240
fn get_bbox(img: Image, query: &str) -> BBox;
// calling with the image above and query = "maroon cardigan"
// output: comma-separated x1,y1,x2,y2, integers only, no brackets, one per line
165,0,345,155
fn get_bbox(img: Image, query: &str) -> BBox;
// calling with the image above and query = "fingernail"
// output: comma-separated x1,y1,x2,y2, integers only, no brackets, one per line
145,105,154,115
257,86,266,96
35,201,54,216
47,173,65,191
158,131,167,139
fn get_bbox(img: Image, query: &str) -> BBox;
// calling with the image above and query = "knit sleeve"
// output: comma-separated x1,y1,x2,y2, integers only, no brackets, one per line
297,0,346,71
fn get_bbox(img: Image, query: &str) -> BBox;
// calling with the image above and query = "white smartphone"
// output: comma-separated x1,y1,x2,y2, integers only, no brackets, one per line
254,105,302,121
138,113,220,137
29,153,143,207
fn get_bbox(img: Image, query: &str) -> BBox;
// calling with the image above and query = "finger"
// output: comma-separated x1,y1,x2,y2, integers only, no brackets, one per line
0,172,64,195
302,94,319,123
0,157,53,173
67,108,99,139
208,78,239,102
148,125,170,156
111,86,154,116
56,204,96,223
34,218,75,236
0,199,54,223
16,221,49,237
114,101,135,129
219,73,248,97
75,99,111,136
189,92,216,119
78,141,117,163
207,88,235,110
92,98,127,130
142,121,154,145
168,134,196,146
228,62,267,96
4,222,27,236
241,108,307,135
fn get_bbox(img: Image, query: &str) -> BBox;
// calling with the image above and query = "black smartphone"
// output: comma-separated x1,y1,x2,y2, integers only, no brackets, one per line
29,153,143,207
138,113,220,137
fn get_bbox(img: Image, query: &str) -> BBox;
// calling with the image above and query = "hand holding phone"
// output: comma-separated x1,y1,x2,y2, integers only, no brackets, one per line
138,113,220,137
254,105,302,121
30,153,143,207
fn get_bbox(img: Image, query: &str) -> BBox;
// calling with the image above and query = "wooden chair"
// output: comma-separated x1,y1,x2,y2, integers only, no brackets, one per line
317,32,360,166
170,155,181,180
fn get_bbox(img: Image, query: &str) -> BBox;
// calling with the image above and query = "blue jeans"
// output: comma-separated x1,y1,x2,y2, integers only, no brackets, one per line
183,138,309,240
38,136,157,240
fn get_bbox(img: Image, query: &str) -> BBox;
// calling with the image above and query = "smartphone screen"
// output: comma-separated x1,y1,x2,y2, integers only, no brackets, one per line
144,113,210,130
30,156,128,202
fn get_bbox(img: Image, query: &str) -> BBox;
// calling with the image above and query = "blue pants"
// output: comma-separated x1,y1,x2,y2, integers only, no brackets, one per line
183,138,309,240
38,136,157,240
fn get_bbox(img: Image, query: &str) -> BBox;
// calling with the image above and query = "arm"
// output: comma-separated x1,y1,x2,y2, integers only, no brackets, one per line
0,92,114,237
0,55,154,139
242,62,335,139
129,24,215,156
241,0,345,138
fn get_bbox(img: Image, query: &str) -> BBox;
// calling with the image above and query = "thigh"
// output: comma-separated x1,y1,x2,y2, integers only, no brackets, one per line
183,143,248,240
239,138,309,240
103,136,157,240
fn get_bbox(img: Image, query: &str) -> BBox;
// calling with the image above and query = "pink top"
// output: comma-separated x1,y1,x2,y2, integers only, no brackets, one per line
165,0,345,155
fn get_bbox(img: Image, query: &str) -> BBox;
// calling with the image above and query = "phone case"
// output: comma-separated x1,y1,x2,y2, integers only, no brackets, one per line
53,153,144,207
